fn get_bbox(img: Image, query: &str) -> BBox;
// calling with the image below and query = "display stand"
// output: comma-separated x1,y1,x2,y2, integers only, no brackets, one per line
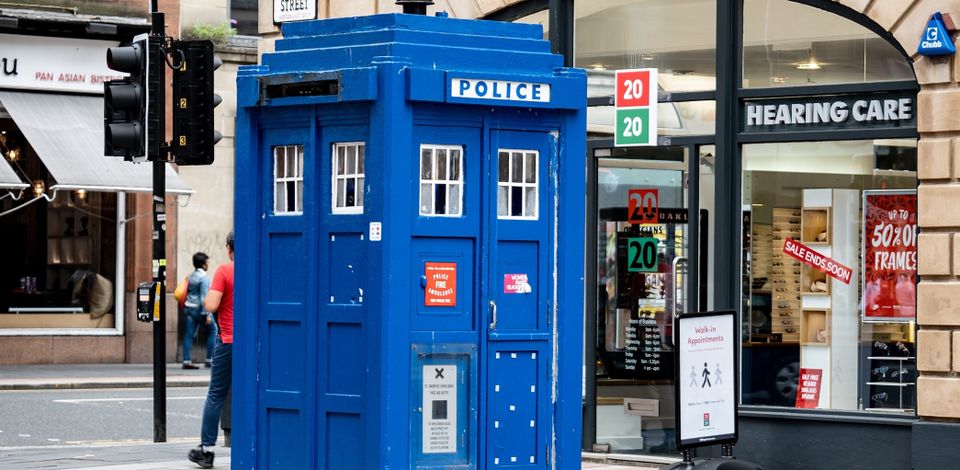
798,189,859,410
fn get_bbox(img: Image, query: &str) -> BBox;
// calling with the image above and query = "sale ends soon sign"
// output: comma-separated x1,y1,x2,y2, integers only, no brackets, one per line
615,68,658,147
424,262,457,307
782,238,853,284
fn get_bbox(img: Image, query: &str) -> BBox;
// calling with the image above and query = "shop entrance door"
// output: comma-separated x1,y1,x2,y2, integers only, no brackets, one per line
588,143,712,455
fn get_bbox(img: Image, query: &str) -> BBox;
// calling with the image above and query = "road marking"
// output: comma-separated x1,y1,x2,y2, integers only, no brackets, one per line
53,396,205,403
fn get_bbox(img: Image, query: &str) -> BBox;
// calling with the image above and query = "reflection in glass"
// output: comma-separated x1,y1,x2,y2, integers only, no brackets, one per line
741,140,917,413
575,0,717,95
742,0,914,87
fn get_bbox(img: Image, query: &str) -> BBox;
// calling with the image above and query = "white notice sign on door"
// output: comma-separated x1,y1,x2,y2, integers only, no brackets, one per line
422,364,457,454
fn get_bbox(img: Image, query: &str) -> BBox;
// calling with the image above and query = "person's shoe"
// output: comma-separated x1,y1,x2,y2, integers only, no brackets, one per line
188,445,214,468
204,360,212,368
182,362,200,370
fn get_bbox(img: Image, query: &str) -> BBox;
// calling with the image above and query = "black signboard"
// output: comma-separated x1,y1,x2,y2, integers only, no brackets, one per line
741,92,916,133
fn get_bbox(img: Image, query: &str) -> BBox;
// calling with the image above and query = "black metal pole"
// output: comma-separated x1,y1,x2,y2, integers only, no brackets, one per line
150,3,167,444
548,0,574,67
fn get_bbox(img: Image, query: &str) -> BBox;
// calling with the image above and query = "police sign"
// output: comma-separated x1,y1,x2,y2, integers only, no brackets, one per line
450,78,550,103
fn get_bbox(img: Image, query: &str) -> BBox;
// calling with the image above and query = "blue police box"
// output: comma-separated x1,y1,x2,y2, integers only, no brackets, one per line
233,10,586,469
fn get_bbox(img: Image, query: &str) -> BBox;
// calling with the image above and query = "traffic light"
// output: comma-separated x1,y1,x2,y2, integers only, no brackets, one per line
172,40,222,166
104,35,148,160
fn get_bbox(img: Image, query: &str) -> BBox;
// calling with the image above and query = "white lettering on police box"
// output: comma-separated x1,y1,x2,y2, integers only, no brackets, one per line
451,78,550,103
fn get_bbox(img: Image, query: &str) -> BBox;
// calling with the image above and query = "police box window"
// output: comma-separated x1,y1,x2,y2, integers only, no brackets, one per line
273,144,303,215
333,142,365,214
419,144,464,217
497,149,538,220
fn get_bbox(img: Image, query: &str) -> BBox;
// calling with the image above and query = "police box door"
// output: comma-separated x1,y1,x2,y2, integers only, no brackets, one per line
483,129,554,468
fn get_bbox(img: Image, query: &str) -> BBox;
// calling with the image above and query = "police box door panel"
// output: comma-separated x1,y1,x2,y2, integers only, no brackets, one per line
484,129,553,469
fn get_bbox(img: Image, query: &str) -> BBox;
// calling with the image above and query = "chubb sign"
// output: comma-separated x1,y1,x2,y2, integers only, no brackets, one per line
741,94,916,132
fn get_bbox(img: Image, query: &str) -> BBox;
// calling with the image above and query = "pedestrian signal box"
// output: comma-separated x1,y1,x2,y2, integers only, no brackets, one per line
233,10,586,469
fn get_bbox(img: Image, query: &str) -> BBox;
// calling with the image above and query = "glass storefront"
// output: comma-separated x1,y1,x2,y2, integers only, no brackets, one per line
741,140,917,411
0,118,119,330
567,0,919,458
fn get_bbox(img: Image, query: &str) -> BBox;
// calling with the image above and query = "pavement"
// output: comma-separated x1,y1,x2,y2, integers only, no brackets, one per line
0,363,665,469
0,363,211,390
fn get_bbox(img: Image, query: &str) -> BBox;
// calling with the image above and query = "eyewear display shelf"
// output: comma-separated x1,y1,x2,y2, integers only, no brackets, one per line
864,353,915,412
770,208,801,343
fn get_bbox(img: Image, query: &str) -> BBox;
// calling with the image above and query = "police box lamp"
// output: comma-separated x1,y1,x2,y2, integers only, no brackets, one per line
104,37,147,160
171,39,223,166
396,0,433,15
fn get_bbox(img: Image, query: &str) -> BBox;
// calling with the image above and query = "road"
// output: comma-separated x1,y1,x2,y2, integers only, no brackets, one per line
0,387,212,447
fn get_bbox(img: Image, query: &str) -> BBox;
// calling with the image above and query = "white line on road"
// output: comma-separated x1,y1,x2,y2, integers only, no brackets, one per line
53,396,205,403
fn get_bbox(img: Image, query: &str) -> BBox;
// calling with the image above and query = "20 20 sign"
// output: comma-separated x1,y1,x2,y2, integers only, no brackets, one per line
627,237,659,272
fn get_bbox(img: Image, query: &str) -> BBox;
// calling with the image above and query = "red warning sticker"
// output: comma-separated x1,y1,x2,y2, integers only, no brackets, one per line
425,262,457,307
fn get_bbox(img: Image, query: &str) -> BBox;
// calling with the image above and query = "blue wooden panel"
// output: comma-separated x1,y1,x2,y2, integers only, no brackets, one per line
326,412,363,469
494,241,540,331
267,408,305,469
328,233,367,305
269,233,306,303
486,347,546,468
326,322,364,396
267,320,303,391
411,237,475,331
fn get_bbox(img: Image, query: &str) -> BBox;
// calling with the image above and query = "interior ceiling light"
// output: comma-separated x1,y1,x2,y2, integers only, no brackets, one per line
31,179,44,198
796,49,822,70
591,64,606,70
641,54,655,61
772,76,787,84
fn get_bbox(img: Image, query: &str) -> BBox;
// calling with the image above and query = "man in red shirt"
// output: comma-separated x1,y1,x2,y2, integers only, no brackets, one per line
188,232,234,468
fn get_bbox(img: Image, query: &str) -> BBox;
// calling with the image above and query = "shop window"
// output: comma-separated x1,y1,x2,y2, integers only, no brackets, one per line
741,139,917,413
0,192,119,330
230,0,258,36
419,144,464,217
273,144,304,215
742,0,915,87
497,149,538,220
574,0,717,96
332,142,365,214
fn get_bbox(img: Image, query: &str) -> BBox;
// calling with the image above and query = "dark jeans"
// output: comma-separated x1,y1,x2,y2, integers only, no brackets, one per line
182,307,218,363
200,339,232,447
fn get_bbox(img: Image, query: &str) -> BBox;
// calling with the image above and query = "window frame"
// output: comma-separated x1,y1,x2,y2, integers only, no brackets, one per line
418,144,465,218
272,144,304,216
496,148,540,221
331,141,366,215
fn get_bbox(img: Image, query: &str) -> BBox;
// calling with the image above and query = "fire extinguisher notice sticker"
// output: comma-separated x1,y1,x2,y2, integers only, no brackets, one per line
424,262,457,307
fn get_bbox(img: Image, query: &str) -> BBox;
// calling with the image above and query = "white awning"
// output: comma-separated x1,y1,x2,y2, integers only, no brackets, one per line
0,156,26,189
0,91,192,194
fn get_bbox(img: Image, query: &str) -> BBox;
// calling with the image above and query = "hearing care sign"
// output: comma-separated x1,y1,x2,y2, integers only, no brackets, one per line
741,92,916,133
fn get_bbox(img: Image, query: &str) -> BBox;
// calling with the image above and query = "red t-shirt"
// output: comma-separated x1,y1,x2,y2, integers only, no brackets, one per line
210,262,234,344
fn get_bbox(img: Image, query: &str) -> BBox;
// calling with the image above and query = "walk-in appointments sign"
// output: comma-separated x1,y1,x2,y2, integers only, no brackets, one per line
615,69,658,147
676,311,737,449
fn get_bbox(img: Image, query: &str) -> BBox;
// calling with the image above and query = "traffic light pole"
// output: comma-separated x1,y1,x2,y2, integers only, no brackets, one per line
150,6,167,444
